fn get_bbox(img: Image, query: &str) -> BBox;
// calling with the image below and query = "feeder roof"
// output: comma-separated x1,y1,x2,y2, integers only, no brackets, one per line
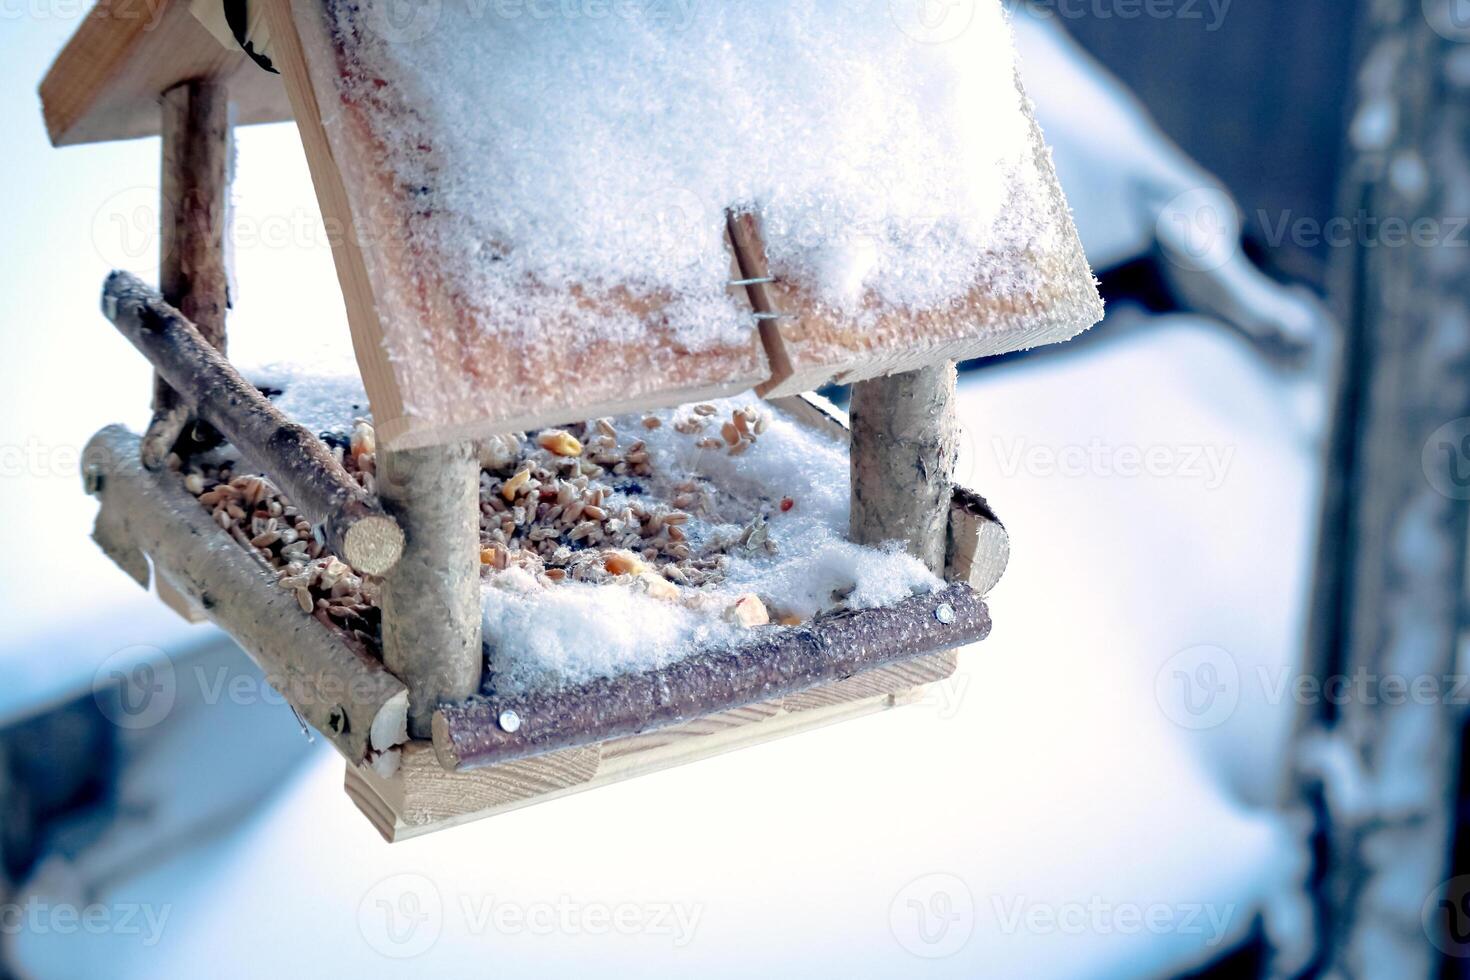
39,0,290,146
43,0,1103,450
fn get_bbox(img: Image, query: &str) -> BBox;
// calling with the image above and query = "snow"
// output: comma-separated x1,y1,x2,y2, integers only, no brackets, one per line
483,394,942,694
3,13,1326,976
215,369,947,694
7,312,1317,980
248,364,369,435
324,0,1034,347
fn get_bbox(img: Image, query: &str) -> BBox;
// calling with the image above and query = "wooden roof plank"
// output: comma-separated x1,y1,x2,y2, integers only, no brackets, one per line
40,0,291,147
265,0,770,449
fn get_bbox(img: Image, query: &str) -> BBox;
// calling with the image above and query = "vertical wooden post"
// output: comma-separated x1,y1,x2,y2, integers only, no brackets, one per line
378,442,484,738
849,364,959,576
142,79,231,470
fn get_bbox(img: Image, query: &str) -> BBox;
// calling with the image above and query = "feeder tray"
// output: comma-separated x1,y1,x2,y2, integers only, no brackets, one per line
44,0,1100,840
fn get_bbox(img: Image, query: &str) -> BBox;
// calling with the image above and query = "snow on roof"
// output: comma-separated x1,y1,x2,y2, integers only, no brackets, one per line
276,0,1099,445
335,0,1030,332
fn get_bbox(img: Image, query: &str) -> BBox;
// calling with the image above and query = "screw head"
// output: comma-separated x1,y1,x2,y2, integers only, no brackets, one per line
935,603,956,625
498,709,521,733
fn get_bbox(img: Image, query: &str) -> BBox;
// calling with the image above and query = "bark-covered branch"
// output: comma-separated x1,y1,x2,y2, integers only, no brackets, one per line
102,270,404,576
433,583,988,771
83,425,408,764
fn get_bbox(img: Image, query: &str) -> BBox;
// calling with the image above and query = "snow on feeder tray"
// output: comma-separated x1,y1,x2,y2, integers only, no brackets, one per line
46,0,1101,839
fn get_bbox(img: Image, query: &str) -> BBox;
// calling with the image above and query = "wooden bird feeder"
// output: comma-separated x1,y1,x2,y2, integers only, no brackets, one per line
44,0,1101,840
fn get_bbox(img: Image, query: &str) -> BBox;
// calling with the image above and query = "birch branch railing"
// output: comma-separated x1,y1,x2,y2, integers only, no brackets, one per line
83,426,409,765
101,271,405,576
433,583,989,770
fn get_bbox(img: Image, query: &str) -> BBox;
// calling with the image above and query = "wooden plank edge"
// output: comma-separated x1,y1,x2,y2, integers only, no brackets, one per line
270,0,770,451
39,0,160,146
948,484,1010,596
432,584,987,771
263,0,408,447
348,651,958,841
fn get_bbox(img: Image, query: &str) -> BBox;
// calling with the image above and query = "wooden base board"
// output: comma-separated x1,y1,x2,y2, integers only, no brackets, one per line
346,649,958,842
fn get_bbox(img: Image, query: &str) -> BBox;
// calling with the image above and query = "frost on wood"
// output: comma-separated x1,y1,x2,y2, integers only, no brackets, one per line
435,583,988,770
281,0,1100,440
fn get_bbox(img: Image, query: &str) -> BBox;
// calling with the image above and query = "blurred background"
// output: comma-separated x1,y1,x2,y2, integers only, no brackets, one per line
3,0,1469,976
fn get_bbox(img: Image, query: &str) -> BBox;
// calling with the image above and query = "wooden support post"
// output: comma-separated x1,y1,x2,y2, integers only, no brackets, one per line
143,79,231,471
849,364,959,576
378,442,484,738
102,272,404,575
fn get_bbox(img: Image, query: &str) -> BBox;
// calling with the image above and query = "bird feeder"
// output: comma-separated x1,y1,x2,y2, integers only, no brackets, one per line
43,0,1101,840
